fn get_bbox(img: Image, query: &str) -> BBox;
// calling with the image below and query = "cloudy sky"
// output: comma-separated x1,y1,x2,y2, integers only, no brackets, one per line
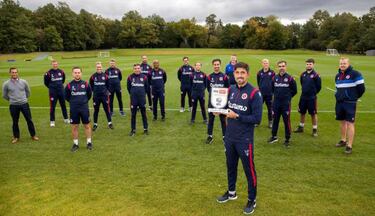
18,0,373,25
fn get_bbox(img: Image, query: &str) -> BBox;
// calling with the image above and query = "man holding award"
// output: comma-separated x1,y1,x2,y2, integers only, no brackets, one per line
206,59,229,144
216,62,262,215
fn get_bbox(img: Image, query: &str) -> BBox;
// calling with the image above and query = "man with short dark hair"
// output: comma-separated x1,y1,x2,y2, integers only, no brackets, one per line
89,62,113,131
150,59,167,121
268,60,297,147
334,57,365,154
225,54,238,85
127,64,149,136
190,62,207,124
3,67,39,144
294,58,321,136
257,59,275,128
206,58,229,144
217,62,262,215
65,67,93,152
105,59,125,116
140,55,153,110
177,56,194,112
44,60,69,127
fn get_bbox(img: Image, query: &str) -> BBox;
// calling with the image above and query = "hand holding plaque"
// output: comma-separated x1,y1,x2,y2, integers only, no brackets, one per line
208,87,229,114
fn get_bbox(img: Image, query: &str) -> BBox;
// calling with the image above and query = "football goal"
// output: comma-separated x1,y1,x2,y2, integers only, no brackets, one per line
326,49,339,56
98,51,110,58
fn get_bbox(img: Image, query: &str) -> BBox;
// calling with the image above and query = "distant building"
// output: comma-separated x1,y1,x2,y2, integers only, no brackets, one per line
365,50,375,56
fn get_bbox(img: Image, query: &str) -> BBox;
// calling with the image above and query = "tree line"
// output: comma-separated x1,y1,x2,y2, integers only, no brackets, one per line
0,0,374,53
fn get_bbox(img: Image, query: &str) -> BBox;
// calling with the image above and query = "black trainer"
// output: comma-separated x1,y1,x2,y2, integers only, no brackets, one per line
92,124,98,132
243,200,256,215
294,126,304,133
129,130,136,136
203,119,208,124
206,136,213,144
108,123,114,129
120,111,125,117
161,116,165,121
217,191,237,203
268,136,278,143
190,120,195,125
144,129,149,135
335,140,347,147
149,106,153,111
153,116,157,121
71,144,79,152
312,129,318,137
284,139,290,148
345,146,352,154
87,142,93,150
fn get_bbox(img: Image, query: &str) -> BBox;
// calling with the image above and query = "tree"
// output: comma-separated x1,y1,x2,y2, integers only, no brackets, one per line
79,9,103,49
0,0,36,52
219,24,242,48
37,25,63,51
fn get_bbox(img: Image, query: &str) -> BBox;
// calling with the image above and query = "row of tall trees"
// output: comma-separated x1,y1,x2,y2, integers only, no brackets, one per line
0,0,374,53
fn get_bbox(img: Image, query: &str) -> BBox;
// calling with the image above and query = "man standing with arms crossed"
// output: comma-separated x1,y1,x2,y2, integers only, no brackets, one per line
206,59,229,144
217,62,262,215
140,55,153,110
105,59,125,117
44,60,69,127
257,59,275,128
65,67,93,152
334,57,365,154
294,58,321,136
89,62,113,131
177,56,194,112
3,67,39,144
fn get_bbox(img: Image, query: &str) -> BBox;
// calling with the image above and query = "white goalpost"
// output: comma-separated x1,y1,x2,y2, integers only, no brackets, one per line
98,51,110,58
326,49,339,56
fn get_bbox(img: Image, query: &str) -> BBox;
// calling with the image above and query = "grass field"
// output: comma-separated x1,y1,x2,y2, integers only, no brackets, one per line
0,49,374,216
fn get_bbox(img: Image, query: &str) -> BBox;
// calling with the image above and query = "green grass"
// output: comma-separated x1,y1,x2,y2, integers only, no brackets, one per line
0,49,374,216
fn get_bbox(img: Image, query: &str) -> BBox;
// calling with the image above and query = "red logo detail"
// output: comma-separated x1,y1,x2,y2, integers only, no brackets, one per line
241,93,248,100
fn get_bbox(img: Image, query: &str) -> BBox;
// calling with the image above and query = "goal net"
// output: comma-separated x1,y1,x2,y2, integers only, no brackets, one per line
98,51,110,58
326,49,339,56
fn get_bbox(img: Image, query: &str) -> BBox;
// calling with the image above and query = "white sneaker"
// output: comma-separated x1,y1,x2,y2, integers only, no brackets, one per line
64,119,70,124
188,107,192,112
180,108,184,113
50,121,55,127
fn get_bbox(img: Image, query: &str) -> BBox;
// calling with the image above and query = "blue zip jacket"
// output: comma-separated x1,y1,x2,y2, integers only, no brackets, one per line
44,68,65,89
225,83,262,143
127,73,149,98
257,68,275,96
89,72,109,97
335,66,365,102
65,80,92,106
225,63,236,85
300,70,321,100
105,67,122,86
177,64,195,87
272,72,297,102
190,71,207,97
150,68,167,92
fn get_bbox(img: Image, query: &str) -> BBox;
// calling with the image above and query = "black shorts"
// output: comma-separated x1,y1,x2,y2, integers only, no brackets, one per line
70,106,90,124
298,98,317,115
335,101,356,123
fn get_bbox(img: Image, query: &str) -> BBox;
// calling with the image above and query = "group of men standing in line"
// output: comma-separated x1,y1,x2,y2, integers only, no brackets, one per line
1,54,366,215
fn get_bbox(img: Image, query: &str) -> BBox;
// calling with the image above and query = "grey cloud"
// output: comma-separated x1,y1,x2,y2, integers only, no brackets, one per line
18,0,373,24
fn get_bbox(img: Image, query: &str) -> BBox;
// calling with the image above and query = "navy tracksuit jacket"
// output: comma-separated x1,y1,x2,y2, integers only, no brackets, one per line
207,72,229,136
178,64,195,108
44,68,68,121
150,68,167,118
225,83,262,201
127,73,149,130
105,67,123,112
257,68,275,122
64,79,92,124
190,71,207,121
89,72,111,124
298,70,321,115
271,73,297,139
